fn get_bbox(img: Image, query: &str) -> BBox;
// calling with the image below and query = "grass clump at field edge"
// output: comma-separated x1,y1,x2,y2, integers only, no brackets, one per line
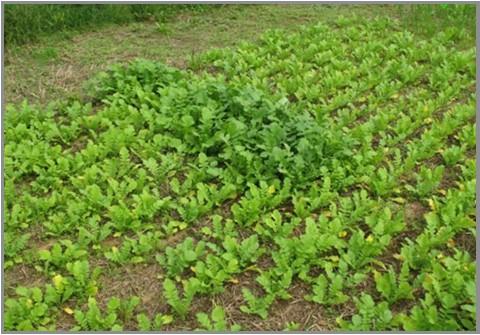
4,4,214,45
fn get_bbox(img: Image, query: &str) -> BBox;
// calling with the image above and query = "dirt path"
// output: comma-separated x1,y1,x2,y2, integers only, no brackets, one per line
5,4,401,106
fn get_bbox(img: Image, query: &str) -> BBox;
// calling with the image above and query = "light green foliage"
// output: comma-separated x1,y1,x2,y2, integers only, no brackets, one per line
72,297,123,331
136,313,173,331
374,263,414,303
4,287,54,331
37,240,88,272
196,306,241,331
240,288,275,320
158,237,206,277
163,278,200,319
338,294,396,330
407,165,445,197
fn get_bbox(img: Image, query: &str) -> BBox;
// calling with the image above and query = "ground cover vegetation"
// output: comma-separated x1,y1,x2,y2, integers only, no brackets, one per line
4,4,212,45
5,5,475,106
4,12,476,331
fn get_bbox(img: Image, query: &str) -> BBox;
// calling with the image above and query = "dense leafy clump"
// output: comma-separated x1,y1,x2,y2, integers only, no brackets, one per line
4,16,475,331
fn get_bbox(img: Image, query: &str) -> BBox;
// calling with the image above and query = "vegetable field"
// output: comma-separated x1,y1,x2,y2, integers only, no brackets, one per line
4,16,476,331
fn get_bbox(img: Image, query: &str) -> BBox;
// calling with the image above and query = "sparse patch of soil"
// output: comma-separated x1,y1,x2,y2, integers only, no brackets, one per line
4,264,46,297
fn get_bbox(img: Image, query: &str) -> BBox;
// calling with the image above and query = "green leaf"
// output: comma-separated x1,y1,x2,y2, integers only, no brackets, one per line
137,313,151,331
211,306,225,323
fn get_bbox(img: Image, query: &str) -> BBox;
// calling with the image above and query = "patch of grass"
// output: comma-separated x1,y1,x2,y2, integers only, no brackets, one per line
4,4,475,106
4,4,214,45
31,47,59,64
397,4,476,47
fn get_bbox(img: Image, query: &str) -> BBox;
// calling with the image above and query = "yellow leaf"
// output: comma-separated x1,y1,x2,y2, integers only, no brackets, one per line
338,231,347,238
190,266,196,273
63,307,74,315
229,278,239,284
111,246,118,253
366,235,374,243
162,315,174,325
427,199,436,211
447,239,455,248
392,197,405,204
267,185,276,195
393,253,404,261
424,117,433,124
438,189,446,196
245,265,261,273
53,274,64,289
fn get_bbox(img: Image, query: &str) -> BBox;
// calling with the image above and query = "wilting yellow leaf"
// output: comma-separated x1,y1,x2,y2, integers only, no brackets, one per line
63,307,74,315
393,253,404,261
392,197,405,204
246,265,261,272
